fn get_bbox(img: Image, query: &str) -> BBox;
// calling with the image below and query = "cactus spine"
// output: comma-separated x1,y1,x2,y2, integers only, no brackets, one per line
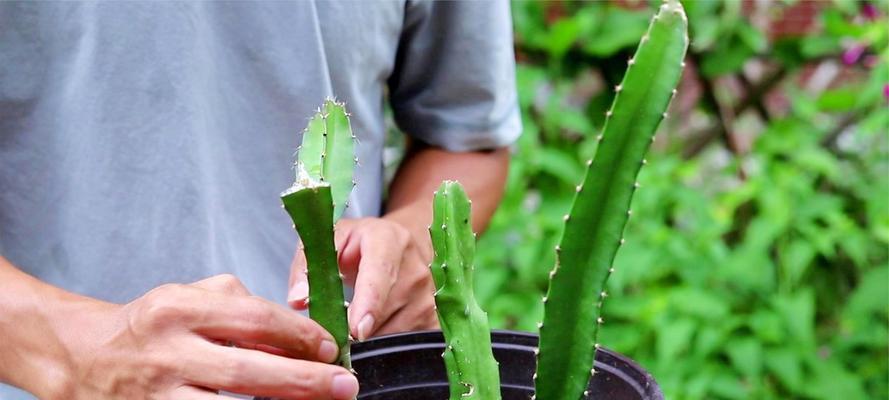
534,1,689,399
281,99,357,369
429,181,501,400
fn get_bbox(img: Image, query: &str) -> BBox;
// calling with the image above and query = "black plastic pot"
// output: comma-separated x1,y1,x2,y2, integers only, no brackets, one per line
349,330,663,399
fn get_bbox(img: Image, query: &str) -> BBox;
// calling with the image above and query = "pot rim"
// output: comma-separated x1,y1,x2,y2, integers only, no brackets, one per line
351,329,664,400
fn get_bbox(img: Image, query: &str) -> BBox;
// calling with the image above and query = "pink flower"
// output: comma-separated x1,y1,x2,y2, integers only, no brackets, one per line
842,45,866,65
862,3,879,20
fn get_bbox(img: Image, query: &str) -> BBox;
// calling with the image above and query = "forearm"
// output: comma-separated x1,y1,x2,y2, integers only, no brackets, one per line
384,141,510,242
0,256,112,398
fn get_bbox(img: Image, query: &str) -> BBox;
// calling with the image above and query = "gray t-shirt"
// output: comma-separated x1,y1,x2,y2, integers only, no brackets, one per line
0,1,519,396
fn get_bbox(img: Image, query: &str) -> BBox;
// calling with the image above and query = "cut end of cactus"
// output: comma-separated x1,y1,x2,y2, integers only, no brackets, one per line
281,161,330,197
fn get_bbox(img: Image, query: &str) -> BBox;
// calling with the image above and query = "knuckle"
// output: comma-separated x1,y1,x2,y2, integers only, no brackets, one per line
216,273,243,290
238,297,276,338
134,285,190,330
217,355,249,391
391,225,411,248
285,368,327,397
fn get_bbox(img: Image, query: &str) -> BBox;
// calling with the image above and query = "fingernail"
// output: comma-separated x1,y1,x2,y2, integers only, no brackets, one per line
318,340,338,363
287,281,309,302
332,373,359,400
357,314,374,341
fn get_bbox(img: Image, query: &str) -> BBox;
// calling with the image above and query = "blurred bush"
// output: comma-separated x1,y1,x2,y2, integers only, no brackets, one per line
473,1,888,399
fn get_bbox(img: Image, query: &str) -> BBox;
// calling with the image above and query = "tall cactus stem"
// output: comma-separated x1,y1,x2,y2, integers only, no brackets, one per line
534,1,688,399
429,181,501,400
281,98,357,370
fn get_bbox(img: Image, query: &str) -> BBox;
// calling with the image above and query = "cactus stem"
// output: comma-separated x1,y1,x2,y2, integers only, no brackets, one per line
537,2,688,395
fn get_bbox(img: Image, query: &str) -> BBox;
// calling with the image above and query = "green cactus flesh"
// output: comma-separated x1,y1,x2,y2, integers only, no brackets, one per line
534,1,689,399
429,181,501,400
280,98,357,369
281,184,351,368
295,98,356,220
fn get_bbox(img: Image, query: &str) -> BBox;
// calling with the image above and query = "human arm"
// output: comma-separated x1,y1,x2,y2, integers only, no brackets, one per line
0,256,358,400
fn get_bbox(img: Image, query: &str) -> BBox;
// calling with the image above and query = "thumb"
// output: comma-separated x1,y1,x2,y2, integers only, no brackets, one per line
287,244,310,310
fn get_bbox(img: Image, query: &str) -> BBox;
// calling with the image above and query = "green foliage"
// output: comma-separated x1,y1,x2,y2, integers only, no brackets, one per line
281,99,357,369
476,1,889,399
430,181,501,400
536,1,689,398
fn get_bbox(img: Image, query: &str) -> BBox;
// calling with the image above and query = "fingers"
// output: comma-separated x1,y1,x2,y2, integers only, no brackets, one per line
191,274,251,296
170,386,241,400
184,292,340,363
347,224,409,341
287,247,309,310
374,253,439,335
183,342,359,400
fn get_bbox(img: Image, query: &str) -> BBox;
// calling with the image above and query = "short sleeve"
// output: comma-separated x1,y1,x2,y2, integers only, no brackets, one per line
388,0,521,151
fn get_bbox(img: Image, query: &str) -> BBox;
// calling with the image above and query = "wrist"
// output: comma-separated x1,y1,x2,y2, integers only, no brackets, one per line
0,266,117,398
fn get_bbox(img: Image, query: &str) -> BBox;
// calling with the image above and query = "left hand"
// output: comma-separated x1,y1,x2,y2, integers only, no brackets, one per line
287,217,438,341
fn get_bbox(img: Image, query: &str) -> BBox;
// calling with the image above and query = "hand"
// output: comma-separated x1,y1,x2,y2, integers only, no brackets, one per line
34,275,359,400
288,217,438,341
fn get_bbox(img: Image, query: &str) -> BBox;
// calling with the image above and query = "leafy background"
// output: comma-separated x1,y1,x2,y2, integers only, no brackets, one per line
467,1,888,399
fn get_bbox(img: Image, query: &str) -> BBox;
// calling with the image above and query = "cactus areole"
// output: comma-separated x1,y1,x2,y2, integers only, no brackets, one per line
280,99,357,369
535,1,689,399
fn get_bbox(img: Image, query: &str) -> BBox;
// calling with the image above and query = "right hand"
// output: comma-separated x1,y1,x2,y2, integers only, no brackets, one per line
38,274,359,400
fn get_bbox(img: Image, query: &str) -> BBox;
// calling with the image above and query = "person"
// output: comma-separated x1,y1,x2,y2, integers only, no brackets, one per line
0,1,520,399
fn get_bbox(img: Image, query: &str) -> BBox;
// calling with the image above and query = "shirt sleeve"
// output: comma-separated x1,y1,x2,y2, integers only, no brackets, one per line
387,0,522,151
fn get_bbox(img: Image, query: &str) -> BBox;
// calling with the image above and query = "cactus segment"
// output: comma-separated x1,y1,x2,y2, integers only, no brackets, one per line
535,1,689,399
294,98,356,220
430,181,501,400
280,99,357,370
281,185,351,369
